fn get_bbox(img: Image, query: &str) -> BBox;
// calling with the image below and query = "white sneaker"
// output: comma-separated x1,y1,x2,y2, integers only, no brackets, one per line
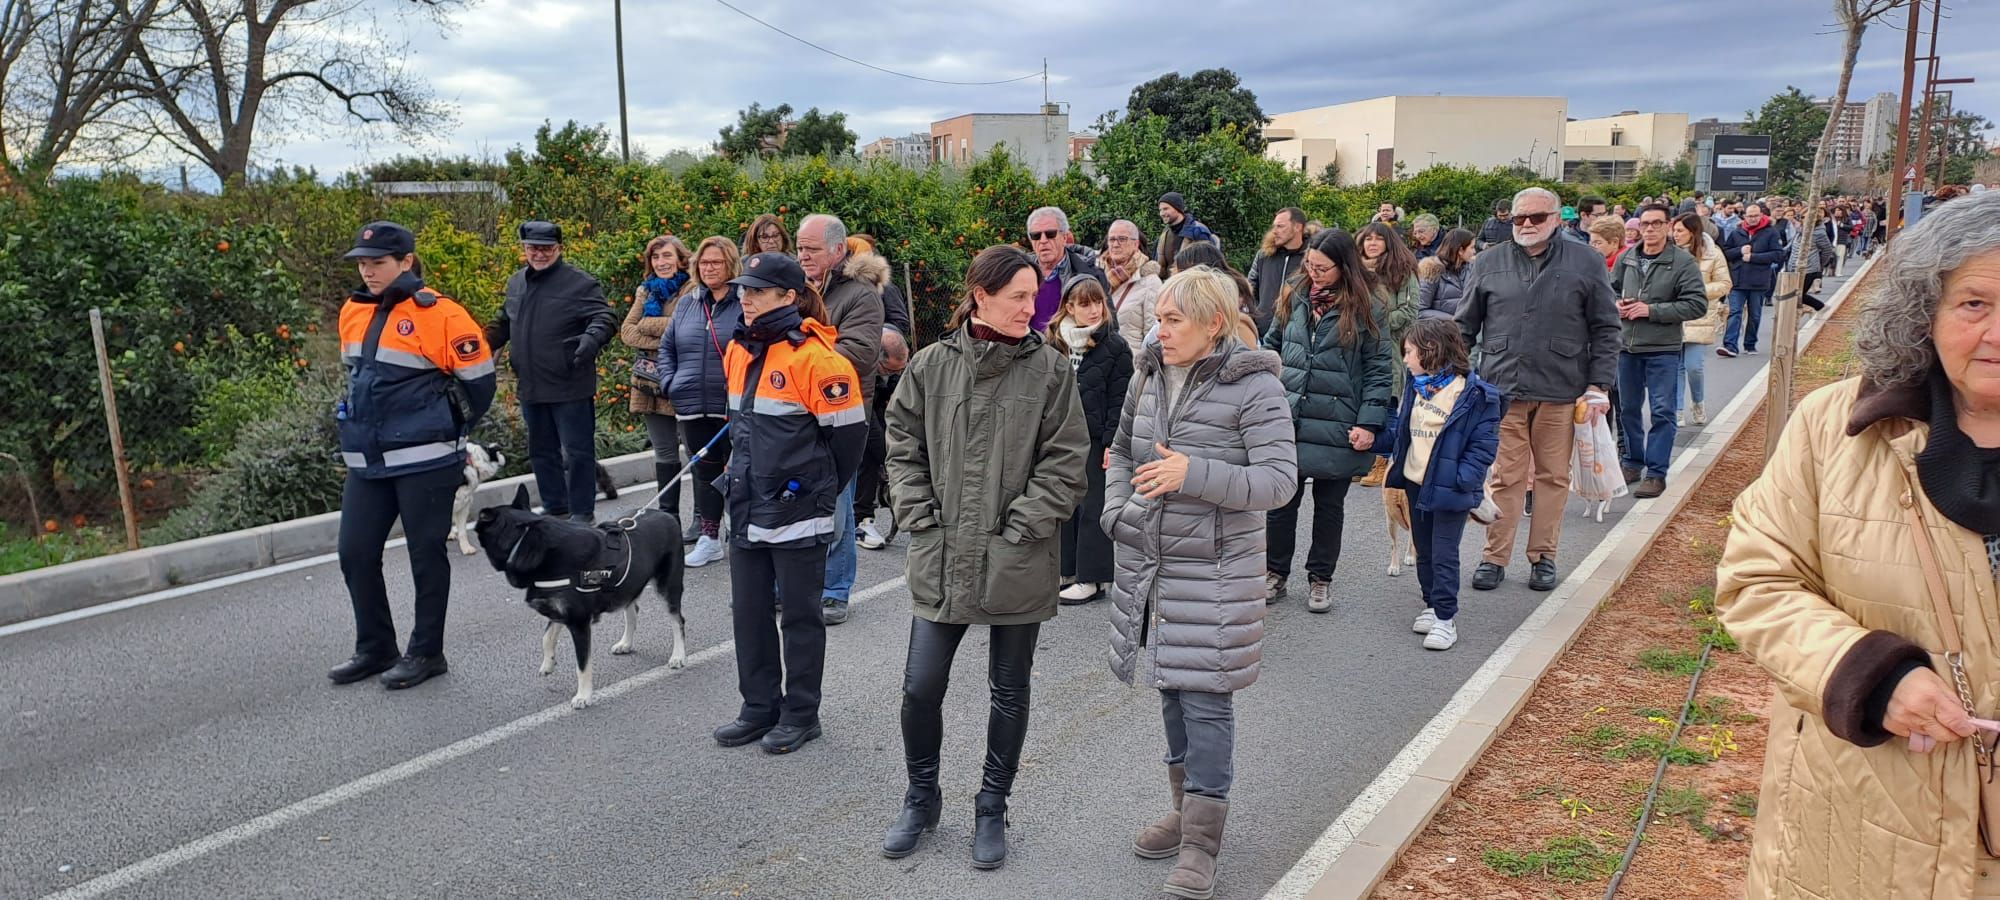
1423,618,1458,650
1059,582,1099,602
857,518,886,550
1692,402,1707,426
685,535,725,568
1413,609,1437,634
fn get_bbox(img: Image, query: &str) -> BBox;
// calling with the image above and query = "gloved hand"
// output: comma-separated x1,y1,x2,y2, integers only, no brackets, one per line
567,334,603,370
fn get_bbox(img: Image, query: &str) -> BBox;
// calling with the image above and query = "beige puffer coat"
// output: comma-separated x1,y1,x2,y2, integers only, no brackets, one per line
1718,377,2000,899
1681,236,1732,345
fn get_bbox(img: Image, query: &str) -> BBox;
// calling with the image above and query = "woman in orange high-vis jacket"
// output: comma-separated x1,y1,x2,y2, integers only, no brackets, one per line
330,221,495,692
709,252,867,756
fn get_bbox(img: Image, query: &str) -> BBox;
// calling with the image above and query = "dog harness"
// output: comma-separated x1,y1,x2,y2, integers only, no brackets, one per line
518,526,636,596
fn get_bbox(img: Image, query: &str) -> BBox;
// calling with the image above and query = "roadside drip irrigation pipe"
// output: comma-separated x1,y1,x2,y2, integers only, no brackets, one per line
1604,641,1716,898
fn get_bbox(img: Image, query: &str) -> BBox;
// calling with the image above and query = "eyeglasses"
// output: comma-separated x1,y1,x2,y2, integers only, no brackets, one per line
697,259,726,268
524,244,560,253
1304,262,1337,278
1105,235,1137,244
1638,219,1668,228
1029,230,1061,241
1510,212,1555,226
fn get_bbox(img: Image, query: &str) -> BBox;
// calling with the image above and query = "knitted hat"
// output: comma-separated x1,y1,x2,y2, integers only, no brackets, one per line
1159,192,1188,215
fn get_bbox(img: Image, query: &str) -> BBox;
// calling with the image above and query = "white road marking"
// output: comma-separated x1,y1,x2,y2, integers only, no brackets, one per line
42,575,906,900
1259,270,1863,899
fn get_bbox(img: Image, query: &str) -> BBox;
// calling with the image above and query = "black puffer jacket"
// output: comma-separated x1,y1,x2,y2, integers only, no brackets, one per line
487,259,617,404
1068,320,1132,448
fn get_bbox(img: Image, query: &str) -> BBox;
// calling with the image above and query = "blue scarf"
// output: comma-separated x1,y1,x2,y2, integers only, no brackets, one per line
1413,371,1457,400
640,272,688,317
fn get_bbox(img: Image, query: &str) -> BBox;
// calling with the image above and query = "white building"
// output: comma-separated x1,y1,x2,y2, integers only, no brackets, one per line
1265,95,1570,185
1563,111,1692,182
930,107,1073,180
862,133,930,168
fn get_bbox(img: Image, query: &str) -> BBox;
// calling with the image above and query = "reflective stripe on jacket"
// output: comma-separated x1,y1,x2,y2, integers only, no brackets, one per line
337,275,496,480
719,311,867,549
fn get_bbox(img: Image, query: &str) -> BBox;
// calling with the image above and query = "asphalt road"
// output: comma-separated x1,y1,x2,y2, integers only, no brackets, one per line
0,295,1827,900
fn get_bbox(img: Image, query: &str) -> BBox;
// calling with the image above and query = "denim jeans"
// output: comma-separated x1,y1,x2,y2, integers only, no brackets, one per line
822,481,856,602
1618,351,1681,480
1724,289,1768,353
1161,689,1236,800
1678,343,1707,411
520,399,598,517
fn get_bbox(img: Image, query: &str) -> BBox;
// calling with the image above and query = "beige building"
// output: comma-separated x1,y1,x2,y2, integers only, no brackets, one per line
929,107,1072,180
1563,111,1691,182
1265,95,1569,185
861,133,930,168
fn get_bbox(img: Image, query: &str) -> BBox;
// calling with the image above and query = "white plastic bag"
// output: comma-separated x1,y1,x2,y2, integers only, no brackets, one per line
1571,416,1628,522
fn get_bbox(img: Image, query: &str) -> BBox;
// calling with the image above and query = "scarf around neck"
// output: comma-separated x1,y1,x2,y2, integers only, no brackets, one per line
1413,371,1458,400
1917,369,2000,535
641,272,688,317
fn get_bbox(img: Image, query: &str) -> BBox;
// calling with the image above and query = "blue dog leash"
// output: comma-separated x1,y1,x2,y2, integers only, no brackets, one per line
616,421,733,530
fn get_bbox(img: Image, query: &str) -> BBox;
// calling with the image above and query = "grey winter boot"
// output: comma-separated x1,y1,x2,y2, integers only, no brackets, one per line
1133,764,1186,859
1162,795,1227,900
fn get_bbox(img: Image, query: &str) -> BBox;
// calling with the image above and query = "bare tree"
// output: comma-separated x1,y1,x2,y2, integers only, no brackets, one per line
0,0,163,179
125,0,462,185
1791,0,1908,272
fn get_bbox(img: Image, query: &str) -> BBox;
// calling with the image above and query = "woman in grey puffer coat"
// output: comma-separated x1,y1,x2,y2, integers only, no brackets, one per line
1104,267,1297,900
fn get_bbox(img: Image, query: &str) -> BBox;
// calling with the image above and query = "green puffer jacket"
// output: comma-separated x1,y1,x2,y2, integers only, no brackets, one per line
884,327,1090,626
1610,244,1711,355
1261,291,1396,480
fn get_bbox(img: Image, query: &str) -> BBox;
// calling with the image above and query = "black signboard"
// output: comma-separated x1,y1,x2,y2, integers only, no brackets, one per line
1710,135,1772,193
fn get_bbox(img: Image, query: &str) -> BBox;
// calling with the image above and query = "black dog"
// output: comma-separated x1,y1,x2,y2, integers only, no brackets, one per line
475,485,686,708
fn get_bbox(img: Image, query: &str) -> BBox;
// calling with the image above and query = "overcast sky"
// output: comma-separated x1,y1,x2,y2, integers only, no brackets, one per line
260,0,2000,176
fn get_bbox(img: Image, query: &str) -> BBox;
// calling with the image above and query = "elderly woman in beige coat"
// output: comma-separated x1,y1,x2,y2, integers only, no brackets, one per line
1718,189,2000,899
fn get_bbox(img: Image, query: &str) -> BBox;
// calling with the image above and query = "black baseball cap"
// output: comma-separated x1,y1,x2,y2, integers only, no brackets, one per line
518,221,563,246
344,221,415,259
729,253,809,294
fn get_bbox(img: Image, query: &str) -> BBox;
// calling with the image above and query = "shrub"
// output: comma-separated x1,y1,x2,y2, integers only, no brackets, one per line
151,374,345,541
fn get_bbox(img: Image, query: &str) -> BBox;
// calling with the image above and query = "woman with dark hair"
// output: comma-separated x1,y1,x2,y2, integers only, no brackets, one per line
659,236,742,567
1357,221,1421,487
741,213,794,257
880,245,1089,869
1049,275,1132,604
1716,190,2000,899
1416,228,1477,320
1671,213,1731,426
1261,228,1395,612
710,252,864,756
329,221,496,690
621,235,692,532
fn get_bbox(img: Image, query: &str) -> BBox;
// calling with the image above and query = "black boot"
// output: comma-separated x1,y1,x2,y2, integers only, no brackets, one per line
881,784,942,859
971,791,1009,870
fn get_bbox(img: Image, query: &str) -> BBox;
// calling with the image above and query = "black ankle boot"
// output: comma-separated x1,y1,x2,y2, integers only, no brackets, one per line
971,791,1008,870
881,784,941,859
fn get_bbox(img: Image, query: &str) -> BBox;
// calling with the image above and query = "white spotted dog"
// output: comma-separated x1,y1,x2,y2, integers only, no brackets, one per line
475,486,688,708
450,442,507,555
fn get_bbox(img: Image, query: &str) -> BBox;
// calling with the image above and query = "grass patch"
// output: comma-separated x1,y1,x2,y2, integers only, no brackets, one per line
1636,697,1748,727
0,524,122,576
1638,783,1722,839
1483,835,1620,883
1567,724,1629,752
1604,733,1714,766
1730,793,1759,818
1695,615,1740,652
1685,584,1717,615
1637,647,1705,677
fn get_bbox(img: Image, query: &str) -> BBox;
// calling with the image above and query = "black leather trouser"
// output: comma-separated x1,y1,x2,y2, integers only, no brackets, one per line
899,617,1040,796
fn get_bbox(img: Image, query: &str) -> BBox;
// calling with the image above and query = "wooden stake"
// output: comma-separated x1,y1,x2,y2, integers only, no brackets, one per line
88,308,141,550
1764,272,1802,463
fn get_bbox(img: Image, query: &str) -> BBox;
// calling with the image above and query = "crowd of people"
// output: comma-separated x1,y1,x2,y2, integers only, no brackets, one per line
323,178,1913,897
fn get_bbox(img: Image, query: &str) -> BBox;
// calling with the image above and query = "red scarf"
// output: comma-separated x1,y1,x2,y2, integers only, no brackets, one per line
1741,216,1768,236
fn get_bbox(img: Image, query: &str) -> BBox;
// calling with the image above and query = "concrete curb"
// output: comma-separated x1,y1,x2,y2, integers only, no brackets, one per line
0,451,662,628
1298,260,1874,899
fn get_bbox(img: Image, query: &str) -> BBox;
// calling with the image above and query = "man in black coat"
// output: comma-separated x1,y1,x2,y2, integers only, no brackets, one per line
1716,202,1787,357
486,221,617,522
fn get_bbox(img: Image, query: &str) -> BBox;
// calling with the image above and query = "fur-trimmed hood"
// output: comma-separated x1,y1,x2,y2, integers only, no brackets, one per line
837,250,891,291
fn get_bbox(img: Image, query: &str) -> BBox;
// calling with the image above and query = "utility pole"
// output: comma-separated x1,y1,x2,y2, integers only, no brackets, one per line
1911,0,1941,195
614,0,631,162
1888,0,1918,236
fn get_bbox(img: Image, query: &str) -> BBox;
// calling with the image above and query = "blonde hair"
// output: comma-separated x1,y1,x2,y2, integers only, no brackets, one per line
682,236,742,298
1158,267,1240,351
1587,217,1626,248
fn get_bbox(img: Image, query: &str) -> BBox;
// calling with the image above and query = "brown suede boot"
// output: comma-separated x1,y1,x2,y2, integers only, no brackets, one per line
1358,455,1389,487
1133,764,1186,859
1163,795,1226,900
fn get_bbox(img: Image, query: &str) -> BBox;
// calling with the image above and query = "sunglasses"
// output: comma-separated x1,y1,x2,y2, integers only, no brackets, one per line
1029,230,1061,241
1510,212,1555,226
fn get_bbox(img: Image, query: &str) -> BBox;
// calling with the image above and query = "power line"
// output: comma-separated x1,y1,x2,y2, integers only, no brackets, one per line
709,0,1040,86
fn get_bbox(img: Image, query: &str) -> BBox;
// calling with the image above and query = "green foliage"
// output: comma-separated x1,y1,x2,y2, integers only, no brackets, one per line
0,523,123,576
150,374,346,542
1089,114,1307,270
1303,164,1561,236
1482,835,1619,882
503,120,650,234
1125,68,1268,151
366,155,506,183
0,177,309,509
1747,87,1829,186
1641,783,1721,839
187,336,307,464
785,108,857,159
717,102,793,161
1731,793,1759,818
1637,647,1705,676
